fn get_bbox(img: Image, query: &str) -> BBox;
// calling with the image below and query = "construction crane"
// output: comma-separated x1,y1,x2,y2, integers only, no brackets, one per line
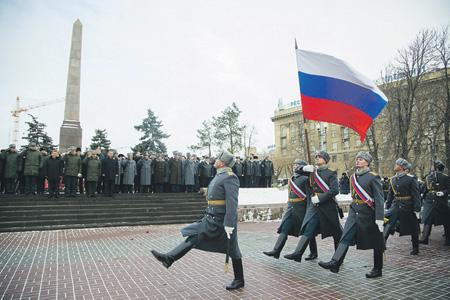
10,96,65,145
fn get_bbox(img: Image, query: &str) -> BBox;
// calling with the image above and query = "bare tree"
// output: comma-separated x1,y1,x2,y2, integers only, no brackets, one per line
242,124,258,156
188,120,214,157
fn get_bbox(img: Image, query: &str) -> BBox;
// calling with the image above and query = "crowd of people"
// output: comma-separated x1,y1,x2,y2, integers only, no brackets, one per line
0,142,275,197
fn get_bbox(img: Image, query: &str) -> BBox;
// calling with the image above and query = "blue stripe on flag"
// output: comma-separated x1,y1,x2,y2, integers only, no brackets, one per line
298,72,387,120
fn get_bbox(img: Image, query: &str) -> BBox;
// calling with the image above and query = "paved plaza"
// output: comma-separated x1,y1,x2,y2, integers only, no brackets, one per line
0,220,449,300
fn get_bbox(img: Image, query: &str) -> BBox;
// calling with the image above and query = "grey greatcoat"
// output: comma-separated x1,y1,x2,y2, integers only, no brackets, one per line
385,173,421,236
421,172,450,226
183,158,195,186
115,158,124,185
301,167,342,239
138,158,153,185
277,174,312,237
181,169,242,259
342,171,385,250
121,159,137,185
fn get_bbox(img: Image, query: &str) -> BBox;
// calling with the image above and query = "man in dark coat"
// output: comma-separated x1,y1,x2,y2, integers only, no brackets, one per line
252,156,261,188
319,151,385,278
133,152,142,193
138,153,153,193
384,158,421,255
96,148,106,194
284,150,341,262
169,151,182,192
243,155,253,188
44,150,63,198
151,149,245,290
0,144,20,194
263,156,275,187
153,154,167,193
232,156,245,188
192,154,200,192
102,150,119,197
419,161,450,246
19,142,43,195
263,159,312,259
339,173,350,194
199,156,214,188
62,146,81,197
83,151,102,197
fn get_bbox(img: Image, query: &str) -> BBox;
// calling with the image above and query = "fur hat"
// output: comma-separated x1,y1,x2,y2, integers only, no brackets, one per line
356,151,373,165
435,161,445,172
395,158,409,170
315,150,330,164
9,144,16,149
293,159,307,166
216,149,236,168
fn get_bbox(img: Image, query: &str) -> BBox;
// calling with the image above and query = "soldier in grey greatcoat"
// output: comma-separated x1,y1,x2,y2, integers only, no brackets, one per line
138,153,153,193
122,154,137,193
263,159,312,259
151,149,245,290
319,151,385,278
0,144,20,194
384,158,421,255
284,150,341,262
419,161,450,246
183,153,195,193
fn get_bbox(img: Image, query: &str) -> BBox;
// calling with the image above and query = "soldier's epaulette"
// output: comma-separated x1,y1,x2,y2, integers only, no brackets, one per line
369,172,378,176
407,174,414,177
227,171,234,175
329,168,335,171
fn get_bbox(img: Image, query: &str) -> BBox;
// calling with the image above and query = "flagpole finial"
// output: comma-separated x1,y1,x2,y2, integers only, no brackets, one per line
295,38,298,50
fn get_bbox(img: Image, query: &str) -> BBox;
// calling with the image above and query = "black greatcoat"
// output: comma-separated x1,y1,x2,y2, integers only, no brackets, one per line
277,174,312,237
421,172,450,226
385,173,421,236
101,157,119,180
301,168,342,238
181,169,242,259
343,171,385,250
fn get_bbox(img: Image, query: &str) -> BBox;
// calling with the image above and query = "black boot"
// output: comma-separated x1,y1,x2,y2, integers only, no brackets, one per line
318,243,348,273
410,235,419,255
419,224,431,245
443,224,450,246
284,235,309,262
151,240,193,268
383,223,393,243
226,258,245,290
263,233,287,259
304,236,318,260
366,249,383,278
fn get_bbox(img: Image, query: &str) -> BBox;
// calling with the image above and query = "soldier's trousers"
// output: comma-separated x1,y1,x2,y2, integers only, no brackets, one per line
4,178,16,194
280,217,294,235
303,214,340,248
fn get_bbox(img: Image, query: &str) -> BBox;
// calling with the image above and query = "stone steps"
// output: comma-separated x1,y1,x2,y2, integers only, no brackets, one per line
0,193,207,232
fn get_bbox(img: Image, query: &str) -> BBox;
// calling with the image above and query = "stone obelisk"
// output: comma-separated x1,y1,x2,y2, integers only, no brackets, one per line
59,19,83,152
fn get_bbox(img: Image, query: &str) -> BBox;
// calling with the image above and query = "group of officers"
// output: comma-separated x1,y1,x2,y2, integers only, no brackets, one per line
151,149,449,291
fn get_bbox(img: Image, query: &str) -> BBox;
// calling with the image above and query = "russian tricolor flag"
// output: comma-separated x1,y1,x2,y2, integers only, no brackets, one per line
296,49,388,142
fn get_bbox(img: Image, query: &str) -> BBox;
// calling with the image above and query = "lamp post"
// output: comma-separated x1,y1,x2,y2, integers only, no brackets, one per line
316,123,327,151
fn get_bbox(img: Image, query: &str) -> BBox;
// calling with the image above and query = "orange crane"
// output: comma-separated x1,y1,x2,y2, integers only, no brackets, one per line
10,96,65,145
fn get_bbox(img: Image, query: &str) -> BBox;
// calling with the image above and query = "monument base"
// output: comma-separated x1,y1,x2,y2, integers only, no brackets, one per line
59,121,82,152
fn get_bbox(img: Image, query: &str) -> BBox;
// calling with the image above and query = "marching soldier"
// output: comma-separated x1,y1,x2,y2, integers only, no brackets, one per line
151,150,245,290
263,159,312,259
319,151,385,278
384,158,421,255
284,150,342,262
419,161,450,246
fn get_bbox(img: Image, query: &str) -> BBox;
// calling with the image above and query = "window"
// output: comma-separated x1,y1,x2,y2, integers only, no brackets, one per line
282,138,287,147
356,140,362,147
343,128,349,138
291,137,296,144
311,145,316,152
332,155,337,162
332,142,337,151
332,130,337,138
310,135,315,142
322,142,327,151
343,140,349,149
310,122,315,130
282,149,287,156
291,126,296,133
281,127,286,137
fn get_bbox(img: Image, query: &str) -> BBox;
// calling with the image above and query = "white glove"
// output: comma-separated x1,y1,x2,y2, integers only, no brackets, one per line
415,211,420,219
77,173,82,178
375,220,384,232
436,191,444,197
312,195,320,204
224,226,234,239
303,165,315,172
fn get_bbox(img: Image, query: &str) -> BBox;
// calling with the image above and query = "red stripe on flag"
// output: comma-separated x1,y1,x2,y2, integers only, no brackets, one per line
301,95,373,142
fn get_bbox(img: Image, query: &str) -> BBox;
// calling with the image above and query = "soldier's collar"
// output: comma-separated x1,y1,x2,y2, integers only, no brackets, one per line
317,165,328,171
217,167,232,174
355,167,370,176
396,171,407,178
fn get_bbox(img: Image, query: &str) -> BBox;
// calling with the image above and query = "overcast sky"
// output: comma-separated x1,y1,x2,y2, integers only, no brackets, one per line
1,0,449,156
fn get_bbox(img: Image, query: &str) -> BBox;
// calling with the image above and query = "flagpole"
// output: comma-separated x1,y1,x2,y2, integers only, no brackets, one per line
295,39,315,196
